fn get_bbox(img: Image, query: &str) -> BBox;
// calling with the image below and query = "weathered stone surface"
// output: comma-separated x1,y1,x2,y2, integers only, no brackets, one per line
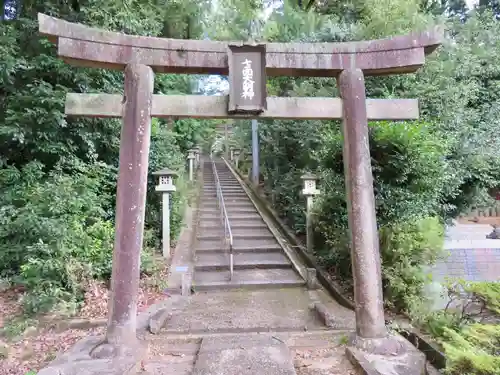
107,63,154,346
65,94,420,120
39,13,442,76
149,309,172,334
346,334,426,375
37,336,145,375
193,335,296,375
311,301,355,330
338,68,387,340
0,340,10,359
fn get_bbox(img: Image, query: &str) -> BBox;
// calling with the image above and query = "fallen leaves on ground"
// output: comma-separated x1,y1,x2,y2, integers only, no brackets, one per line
293,347,360,375
0,256,171,375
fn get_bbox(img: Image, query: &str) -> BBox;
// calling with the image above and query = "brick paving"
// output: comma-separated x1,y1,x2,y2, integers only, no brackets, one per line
433,224,500,282
433,248,500,282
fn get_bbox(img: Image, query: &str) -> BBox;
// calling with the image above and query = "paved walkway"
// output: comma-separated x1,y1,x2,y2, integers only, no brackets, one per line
425,223,499,310
433,224,500,282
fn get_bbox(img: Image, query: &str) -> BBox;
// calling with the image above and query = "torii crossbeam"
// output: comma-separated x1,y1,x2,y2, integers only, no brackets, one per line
38,13,442,372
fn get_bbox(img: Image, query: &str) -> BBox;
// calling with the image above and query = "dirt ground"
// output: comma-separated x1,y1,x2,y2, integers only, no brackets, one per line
289,333,360,375
293,346,360,375
0,256,171,375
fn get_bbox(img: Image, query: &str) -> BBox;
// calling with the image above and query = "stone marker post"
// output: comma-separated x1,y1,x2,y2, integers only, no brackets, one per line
187,149,196,181
251,119,260,186
338,69,387,341
194,145,201,169
301,173,320,253
234,149,241,169
153,168,177,259
230,147,234,161
107,64,154,347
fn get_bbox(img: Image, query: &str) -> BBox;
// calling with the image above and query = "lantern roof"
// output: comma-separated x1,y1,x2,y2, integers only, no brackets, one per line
152,168,178,177
301,172,318,181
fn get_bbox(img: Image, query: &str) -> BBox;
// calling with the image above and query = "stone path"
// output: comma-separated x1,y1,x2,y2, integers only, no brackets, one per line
425,223,500,310
432,224,500,282
194,158,304,290
139,331,360,375
135,156,360,375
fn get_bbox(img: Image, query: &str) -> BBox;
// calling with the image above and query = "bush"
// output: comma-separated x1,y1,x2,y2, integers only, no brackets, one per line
412,281,500,375
380,217,445,310
234,119,451,312
0,161,116,314
443,323,500,375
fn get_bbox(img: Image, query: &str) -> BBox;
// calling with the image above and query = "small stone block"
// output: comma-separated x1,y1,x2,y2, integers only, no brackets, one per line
346,334,426,375
312,302,353,329
306,268,319,290
193,335,296,375
149,308,172,334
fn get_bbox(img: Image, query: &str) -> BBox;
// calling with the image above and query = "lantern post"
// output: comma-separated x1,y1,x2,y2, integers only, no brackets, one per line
234,149,241,169
187,149,196,181
153,168,178,259
301,172,320,253
194,145,201,169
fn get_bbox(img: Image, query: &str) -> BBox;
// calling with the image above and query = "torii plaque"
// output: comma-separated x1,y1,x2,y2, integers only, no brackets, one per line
38,12,442,367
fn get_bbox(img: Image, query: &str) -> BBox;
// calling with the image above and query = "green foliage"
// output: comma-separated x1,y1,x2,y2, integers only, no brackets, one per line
0,161,115,314
379,217,445,310
0,0,213,315
442,323,500,375
412,281,500,375
231,0,500,319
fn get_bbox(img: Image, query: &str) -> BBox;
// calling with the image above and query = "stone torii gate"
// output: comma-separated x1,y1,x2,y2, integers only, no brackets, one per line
38,12,442,366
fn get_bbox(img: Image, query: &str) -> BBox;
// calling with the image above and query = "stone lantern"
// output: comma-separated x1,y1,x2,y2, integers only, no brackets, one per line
301,172,320,253
153,168,178,258
187,149,196,181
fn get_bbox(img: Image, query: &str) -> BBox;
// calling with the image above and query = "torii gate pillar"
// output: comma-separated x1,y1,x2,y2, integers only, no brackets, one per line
338,68,386,339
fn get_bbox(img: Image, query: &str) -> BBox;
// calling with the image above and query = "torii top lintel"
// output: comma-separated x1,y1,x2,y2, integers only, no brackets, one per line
38,13,442,77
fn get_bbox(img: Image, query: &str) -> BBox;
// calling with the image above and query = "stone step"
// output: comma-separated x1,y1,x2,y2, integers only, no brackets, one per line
203,201,254,209
199,209,258,217
215,187,245,191
192,335,296,375
196,236,277,250
200,209,259,217
195,252,291,271
195,244,283,254
198,216,264,228
193,268,304,291
201,194,247,200
199,226,271,237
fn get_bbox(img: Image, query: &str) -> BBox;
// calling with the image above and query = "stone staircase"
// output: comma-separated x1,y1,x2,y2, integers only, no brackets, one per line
193,157,305,291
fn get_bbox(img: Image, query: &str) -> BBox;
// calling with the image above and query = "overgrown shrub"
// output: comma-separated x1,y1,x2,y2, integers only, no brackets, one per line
379,217,445,310
443,323,500,375
0,160,116,313
411,281,500,375
238,118,450,311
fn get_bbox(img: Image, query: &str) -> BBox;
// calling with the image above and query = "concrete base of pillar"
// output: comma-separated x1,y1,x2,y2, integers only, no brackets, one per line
37,336,146,375
346,333,426,375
